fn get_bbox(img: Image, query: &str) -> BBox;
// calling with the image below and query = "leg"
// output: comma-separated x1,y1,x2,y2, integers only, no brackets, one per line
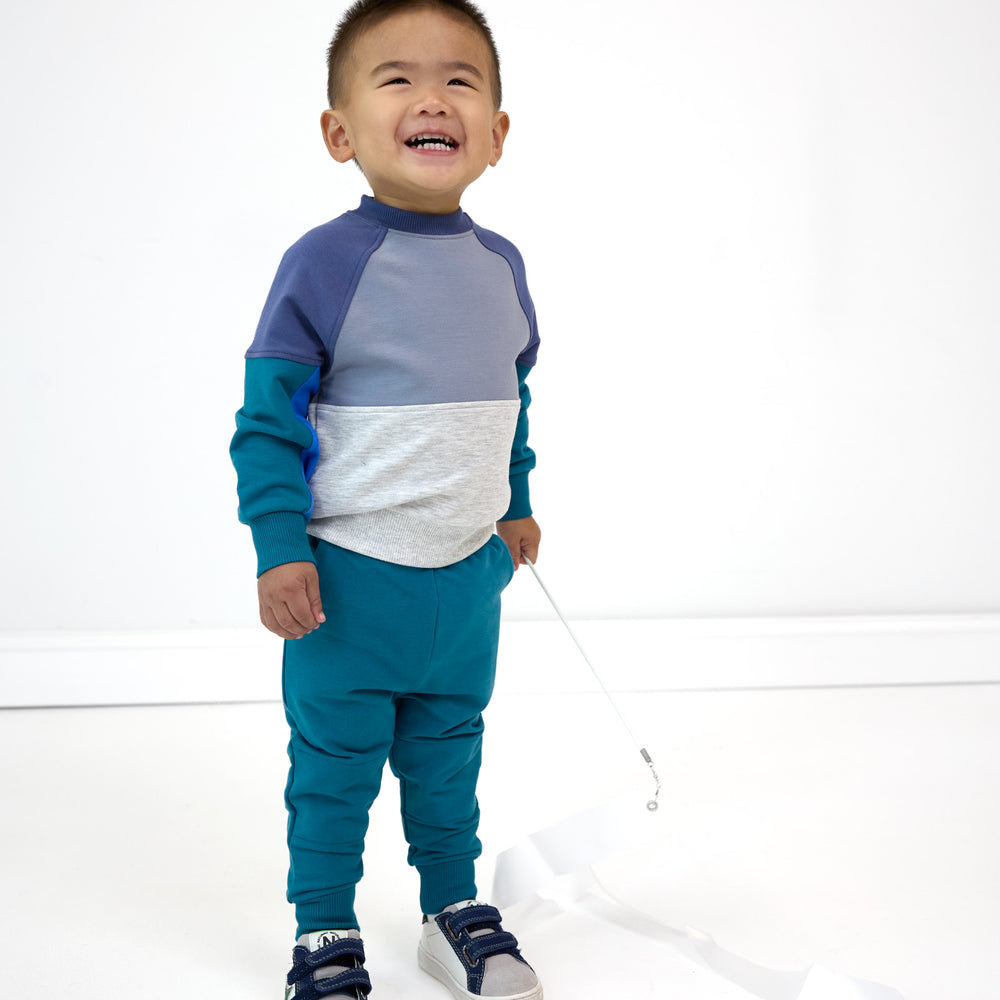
391,692,490,914
283,642,395,934
391,534,514,914
281,540,435,934
406,539,542,998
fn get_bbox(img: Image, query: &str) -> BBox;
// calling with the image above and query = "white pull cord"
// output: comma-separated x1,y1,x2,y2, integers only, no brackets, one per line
523,556,662,812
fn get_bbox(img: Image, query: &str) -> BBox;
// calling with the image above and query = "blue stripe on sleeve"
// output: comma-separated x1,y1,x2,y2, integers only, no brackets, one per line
291,366,321,517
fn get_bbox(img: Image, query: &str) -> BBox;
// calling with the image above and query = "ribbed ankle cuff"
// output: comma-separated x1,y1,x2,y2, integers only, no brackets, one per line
294,885,358,936
418,860,478,916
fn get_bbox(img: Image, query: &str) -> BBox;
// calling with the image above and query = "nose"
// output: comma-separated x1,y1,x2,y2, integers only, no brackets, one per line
413,84,451,116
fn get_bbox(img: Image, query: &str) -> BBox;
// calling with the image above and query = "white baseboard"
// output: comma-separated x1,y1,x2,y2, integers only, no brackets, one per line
1,615,999,708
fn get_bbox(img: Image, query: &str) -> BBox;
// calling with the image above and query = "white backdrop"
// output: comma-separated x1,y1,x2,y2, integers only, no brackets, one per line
2,0,999,633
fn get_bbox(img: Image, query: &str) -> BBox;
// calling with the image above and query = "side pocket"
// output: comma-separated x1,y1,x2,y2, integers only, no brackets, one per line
491,533,516,590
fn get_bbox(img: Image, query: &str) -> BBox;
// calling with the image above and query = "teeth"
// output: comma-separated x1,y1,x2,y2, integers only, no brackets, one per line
406,134,457,149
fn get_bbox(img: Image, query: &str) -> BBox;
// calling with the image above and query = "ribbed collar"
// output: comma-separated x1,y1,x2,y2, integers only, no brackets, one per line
353,195,473,236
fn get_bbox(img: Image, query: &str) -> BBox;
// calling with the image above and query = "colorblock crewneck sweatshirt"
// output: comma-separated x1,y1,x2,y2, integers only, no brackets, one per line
231,196,539,575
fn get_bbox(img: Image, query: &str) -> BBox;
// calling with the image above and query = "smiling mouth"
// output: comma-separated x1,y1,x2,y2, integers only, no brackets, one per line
405,133,458,150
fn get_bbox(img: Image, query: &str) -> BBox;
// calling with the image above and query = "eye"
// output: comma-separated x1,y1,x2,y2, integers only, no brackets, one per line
448,78,474,88
382,77,410,86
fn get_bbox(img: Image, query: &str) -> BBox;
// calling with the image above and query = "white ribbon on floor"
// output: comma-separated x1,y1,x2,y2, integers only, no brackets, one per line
491,798,905,1000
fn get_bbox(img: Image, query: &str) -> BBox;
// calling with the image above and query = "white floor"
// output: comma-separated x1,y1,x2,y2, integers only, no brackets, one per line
1,681,998,999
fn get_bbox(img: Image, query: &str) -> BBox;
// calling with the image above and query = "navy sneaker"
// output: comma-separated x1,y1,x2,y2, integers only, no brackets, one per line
285,929,372,999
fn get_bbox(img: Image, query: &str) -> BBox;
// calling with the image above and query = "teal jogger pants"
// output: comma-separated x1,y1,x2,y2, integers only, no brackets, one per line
282,534,515,934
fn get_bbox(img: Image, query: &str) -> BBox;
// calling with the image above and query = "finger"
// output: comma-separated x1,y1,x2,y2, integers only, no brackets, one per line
304,568,326,626
261,604,304,641
277,594,317,636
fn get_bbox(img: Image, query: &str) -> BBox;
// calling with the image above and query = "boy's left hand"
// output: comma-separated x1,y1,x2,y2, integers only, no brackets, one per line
496,516,541,569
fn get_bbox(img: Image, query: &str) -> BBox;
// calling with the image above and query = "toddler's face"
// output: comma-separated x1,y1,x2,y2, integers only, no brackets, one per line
321,8,509,214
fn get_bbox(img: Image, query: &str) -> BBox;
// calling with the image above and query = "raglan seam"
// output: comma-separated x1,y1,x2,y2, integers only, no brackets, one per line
324,224,389,364
470,225,537,361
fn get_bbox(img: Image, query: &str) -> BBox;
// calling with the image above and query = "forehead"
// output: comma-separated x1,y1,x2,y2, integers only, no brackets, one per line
349,8,494,81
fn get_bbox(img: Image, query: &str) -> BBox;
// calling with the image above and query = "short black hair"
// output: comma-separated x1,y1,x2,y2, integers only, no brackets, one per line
326,0,502,109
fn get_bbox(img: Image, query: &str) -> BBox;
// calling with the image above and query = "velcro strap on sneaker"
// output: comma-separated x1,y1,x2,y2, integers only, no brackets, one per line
292,966,373,999
287,938,368,988
444,904,505,937
304,938,366,970
461,929,521,966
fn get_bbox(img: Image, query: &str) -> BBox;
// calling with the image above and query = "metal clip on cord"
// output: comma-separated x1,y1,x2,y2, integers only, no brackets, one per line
523,556,662,812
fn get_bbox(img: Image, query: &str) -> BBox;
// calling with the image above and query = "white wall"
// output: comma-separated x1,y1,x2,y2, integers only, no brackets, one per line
2,0,999,635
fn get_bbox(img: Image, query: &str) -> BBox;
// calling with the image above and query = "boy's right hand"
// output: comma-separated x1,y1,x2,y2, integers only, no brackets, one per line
257,562,326,639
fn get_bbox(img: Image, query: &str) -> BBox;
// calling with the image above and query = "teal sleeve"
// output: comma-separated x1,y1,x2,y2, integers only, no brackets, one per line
230,358,322,576
501,363,536,521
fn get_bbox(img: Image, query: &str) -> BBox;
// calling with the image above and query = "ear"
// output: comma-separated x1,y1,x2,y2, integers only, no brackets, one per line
489,111,511,167
321,109,357,163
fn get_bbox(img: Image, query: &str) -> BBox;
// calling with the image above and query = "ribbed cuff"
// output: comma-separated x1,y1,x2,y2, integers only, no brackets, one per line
500,472,532,522
418,860,478,916
248,511,315,577
294,885,359,936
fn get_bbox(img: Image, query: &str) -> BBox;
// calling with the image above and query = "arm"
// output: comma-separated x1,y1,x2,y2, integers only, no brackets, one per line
497,362,540,568
232,220,383,636
231,357,325,637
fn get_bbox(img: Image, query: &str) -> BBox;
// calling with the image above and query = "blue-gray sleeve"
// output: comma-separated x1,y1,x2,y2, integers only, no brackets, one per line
246,215,386,365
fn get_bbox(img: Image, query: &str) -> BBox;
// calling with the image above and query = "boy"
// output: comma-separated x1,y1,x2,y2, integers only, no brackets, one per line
230,2,543,998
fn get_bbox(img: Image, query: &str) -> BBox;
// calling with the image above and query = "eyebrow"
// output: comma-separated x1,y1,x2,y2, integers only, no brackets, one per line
369,60,485,81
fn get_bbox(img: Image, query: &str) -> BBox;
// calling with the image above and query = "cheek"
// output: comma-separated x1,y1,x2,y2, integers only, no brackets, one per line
350,104,397,147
